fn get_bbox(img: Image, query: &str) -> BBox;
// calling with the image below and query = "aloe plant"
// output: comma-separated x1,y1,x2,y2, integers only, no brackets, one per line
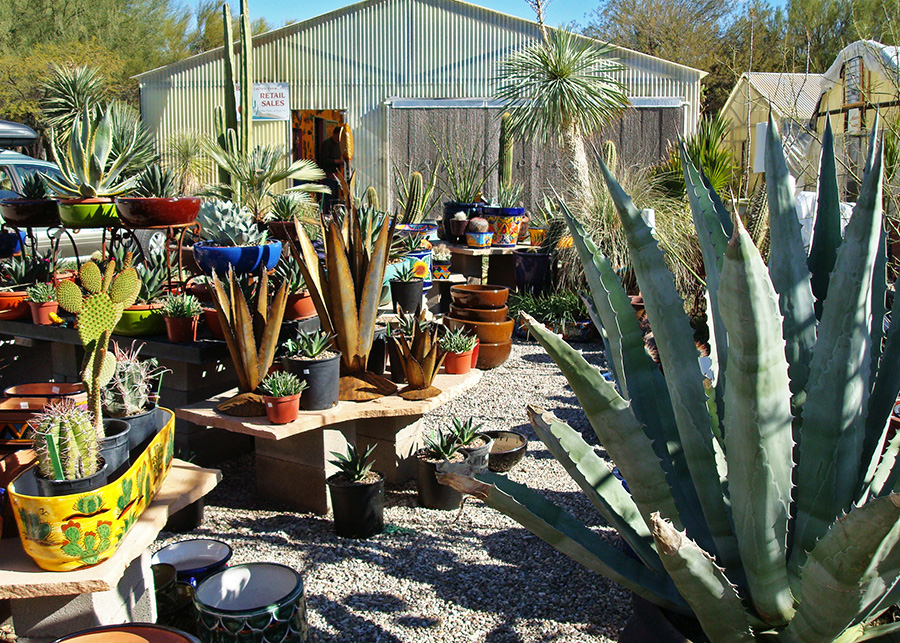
441,115,900,643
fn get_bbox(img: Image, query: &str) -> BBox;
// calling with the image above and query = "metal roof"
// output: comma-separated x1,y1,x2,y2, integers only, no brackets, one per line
741,72,826,120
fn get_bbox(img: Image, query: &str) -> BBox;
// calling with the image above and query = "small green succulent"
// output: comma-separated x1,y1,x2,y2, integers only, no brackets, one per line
451,417,485,446
18,173,52,200
282,329,335,359
329,443,378,482
26,282,56,304
439,327,477,354
266,193,317,222
133,165,180,198
273,260,307,294
423,429,461,460
161,293,202,318
392,261,421,283
260,371,307,398
197,200,268,247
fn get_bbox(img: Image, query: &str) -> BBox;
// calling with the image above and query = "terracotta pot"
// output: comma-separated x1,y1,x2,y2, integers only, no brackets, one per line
443,349,474,375
164,316,198,343
448,304,509,323
471,339,480,369
115,197,200,227
0,198,60,227
4,382,85,398
28,301,58,325
187,280,213,303
53,623,202,642
57,198,118,228
263,394,301,424
0,291,30,320
284,291,317,320
476,339,513,369
450,284,509,309
444,316,514,344
203,308,226,340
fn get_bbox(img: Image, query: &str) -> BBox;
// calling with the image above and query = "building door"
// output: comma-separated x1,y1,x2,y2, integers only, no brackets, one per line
292,109,345,166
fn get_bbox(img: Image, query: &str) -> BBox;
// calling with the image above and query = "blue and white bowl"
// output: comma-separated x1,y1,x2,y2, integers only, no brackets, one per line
152,539,233,587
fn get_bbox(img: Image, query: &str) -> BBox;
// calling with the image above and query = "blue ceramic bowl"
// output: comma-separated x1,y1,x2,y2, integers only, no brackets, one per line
0,231,25,257
192,240,282,275
152,539,233,587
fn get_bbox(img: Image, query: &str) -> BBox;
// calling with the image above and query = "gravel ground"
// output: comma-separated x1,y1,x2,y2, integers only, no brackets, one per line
154,338,632,642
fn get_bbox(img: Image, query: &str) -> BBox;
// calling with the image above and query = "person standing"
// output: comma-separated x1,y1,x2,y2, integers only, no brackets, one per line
318,126,344,213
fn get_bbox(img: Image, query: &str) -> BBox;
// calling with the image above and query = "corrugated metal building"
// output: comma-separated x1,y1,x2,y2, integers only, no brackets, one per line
136,0,704,206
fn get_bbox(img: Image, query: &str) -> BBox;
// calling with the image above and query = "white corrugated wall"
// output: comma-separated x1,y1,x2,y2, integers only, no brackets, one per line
138,0,703,196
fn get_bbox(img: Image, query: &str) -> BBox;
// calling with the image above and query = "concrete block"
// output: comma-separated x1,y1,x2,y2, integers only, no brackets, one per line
10,549,156,643
255,455,330,514
255,424,355,471
356,415,425,483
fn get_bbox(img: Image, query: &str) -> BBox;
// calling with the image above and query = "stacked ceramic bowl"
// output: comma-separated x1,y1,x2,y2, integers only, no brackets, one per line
445,284,513,369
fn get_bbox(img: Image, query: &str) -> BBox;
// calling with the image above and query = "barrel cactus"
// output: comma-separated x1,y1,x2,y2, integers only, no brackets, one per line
30,398,100,480
442,114,900,642
365,185,379,210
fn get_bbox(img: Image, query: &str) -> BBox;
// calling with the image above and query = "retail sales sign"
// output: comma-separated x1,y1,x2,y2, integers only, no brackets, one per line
235,83,290,121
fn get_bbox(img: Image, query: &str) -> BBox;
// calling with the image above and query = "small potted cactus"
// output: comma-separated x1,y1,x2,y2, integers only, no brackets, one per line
448,211,471,244
465,217,492,248
389,261,425,315
0,172,60,227
101,342,167,454
193,200,282,275
431,245,452,280
115,165,201,227
326,444,384,539
281,330,341,410
161,293,202,343
415,429,464,510
25,282,58,325
29,398,107,496
259,371,307,424
438,327,477,375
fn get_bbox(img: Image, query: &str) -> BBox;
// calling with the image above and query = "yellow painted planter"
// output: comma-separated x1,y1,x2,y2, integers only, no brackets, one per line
8,408,175,571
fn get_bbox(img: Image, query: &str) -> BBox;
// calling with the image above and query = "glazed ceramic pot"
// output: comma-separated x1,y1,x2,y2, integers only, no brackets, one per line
444,317,514,344
448,217,470,244
405,248,433,290
282,352,341,411
153,539,233,587
326,472,385,539
192,241,282,276
263,394,301,425
116,305,166,336
57,198,118,228
0,231,25,257
465,231,492,248
53,623,202,642
484,208,523,247
448,304,509,323
0,198,59,227
443,349,474,375
165,316,199,343
194,562,308,643
450,284,509,309
284,292,316,321
475,339,513,369
0,291,29,320
528,227,548,246
28,301,58,325
396,222,438,239
431,260,451,280
203,308,226,340
483,429,527,472
471,339,480,369
115,197,201,228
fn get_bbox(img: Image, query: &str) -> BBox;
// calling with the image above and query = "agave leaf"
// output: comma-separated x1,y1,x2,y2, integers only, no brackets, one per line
598,158,740,577
256,282,288,384
93,108,113,173
528,406,663,573
808,118,843,320
786,494,900,643
764,111,816,416
793,133,884,566
650,514,756,643
523,315,684,532
863,303,900,496
358,217,393,360
438,471,689,614
232,280,260,391
325,219,360,369
718,217,795,625
855,621,900,642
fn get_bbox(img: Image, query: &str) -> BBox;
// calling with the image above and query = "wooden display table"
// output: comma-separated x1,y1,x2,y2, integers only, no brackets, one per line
0,460,220,641
447,243,531,288
175,369,482,514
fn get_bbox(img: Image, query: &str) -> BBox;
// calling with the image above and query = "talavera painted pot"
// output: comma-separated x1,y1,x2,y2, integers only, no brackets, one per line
194,562,309,642
153,539,233,587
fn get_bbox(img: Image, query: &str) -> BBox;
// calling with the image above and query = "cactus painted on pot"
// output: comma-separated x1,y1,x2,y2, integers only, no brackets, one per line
30,398,100,481
441,114,900,643
57,258,141,438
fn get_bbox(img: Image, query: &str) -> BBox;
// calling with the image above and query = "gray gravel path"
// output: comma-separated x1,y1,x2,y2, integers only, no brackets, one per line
154,339,631,642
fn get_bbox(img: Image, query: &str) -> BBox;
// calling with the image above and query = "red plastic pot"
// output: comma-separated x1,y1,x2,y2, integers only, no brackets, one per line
263,394,301,424
203,308,226,340
164,316,199,343
444,349,474,375
284,291,317,320
28,301,58,325
471,339,480,369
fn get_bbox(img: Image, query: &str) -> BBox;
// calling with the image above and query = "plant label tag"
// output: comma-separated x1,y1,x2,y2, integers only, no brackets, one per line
51,386,60,394
19,402,28,409
267,402,273,408
303,369,310,375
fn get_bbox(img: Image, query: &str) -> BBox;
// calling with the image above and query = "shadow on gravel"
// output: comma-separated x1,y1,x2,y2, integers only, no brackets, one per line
307,593,406,643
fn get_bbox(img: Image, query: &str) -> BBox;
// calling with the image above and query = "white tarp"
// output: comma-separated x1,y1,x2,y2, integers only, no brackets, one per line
794,190,855,252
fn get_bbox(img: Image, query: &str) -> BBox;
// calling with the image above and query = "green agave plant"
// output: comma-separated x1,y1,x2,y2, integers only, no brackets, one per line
441,113,900,642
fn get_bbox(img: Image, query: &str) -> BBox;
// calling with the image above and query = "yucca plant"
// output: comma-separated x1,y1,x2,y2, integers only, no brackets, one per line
266,193,317,222
273,259,307,295
329,443,377,482
441,113,900,643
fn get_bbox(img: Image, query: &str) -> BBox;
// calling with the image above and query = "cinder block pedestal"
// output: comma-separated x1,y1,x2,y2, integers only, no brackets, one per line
356,415,426,484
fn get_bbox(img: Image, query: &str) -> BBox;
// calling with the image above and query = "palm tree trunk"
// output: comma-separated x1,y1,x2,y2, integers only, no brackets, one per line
562,124,594,211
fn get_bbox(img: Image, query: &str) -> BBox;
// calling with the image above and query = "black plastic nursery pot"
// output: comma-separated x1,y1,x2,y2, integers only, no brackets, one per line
282,351,341,411
416,456,463,510
121,407,162,451
390,279,424,315
327,472,385,539
100,419,131,479
35,459,109,497
387,335,408,384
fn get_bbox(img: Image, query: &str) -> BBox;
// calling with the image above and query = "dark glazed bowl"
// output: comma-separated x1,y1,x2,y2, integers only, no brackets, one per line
450,284,509,309
115,197,201,227
484,430,527,472
448,304,509,323
444,316,514,344
476,339,513,369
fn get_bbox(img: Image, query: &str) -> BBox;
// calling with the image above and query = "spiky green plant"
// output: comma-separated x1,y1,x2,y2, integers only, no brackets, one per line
260,371,307,398
282,329,335,359
133,252,168,304
101,341,167,418
273,259,307,295
392,233,425,257
439,327,477,354
441,114,900,643
197,200,267,247
329,443,377,482
40,64,105,132
133,165,180,198
161,293,202,318
57,257,141,438
655,113,738,199
431,135,495,204
391,261,420,283
423,429,461,460
0,252,54,290
26,282,56,303
495,182,523,208
450,417,485,446
107,100,159,175
17,173,51,200
395,169,440,224
165,131,210,196
30,398,100,480
266,193,317,222
395,308,427,337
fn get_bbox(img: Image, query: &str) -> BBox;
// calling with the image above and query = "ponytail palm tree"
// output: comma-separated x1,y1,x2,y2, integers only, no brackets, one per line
494,28,628,206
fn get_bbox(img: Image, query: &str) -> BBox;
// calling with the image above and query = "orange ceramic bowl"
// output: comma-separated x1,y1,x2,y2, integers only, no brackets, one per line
450,284,509,309
444,316,514,344
448,304,509,323
0,291,29,320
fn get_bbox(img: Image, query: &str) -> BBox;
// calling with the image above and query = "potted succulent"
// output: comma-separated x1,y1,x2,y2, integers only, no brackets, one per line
161,293,202,343
389,261,425,315
193,200,282,275
448,211,471,245
29,398,108,496
115,165,201,228
281,330,341,411
0,172,60,227
259,371,307,424
274,260,316,321
438,327,477,375
0,254,53,319
415,429,464,510
45,105,141,228
101,342,167,452
265,193,317,242
451,417,493,465
115,251,168,336
483,184,524,248
25,282,58,325
394,169,440,237
435,139,494,241
326,444,384,539
465,217,492,248
431,244,452,280
387,309,425,384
